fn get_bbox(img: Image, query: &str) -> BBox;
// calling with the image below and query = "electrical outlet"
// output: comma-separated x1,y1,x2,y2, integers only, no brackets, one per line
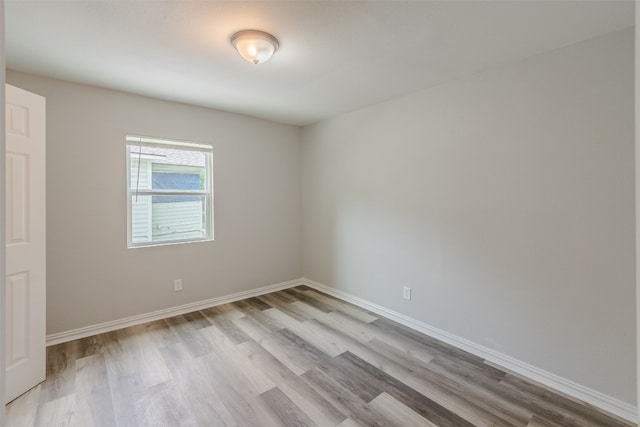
174,279,183,292
403,286,411,300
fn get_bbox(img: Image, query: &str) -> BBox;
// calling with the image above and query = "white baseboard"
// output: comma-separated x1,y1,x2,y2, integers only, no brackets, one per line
300,278,638,424
45,278,302,346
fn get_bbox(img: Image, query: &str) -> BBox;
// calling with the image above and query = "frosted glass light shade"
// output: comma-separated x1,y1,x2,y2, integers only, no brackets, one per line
231,30,279,64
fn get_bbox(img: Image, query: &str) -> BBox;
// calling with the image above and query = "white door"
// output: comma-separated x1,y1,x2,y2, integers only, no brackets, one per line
5,84,46,403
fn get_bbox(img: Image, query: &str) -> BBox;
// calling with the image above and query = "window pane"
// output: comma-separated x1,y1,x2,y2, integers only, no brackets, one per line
129,146,206,191
127,138,212,248
152,172,201,191
131,195,152,244
131,195,207,244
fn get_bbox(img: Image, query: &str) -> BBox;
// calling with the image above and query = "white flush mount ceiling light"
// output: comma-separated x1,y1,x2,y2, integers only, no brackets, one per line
231,30,279,64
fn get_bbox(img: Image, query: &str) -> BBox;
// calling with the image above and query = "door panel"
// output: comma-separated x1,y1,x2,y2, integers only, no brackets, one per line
5,84,45,403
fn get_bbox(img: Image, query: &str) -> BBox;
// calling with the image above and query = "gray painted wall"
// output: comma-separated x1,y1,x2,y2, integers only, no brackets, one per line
636,5,640,416
1,0,6,420
301,29,636,404
6,71,302,335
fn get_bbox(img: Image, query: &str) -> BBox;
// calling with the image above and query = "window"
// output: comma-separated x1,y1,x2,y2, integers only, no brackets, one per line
126,135,213,247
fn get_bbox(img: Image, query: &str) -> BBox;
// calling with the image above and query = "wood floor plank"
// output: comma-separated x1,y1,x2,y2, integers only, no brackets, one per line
260,305,305,329
75,335,104,359
199,306,251,345
164,315,213,358
282,287,336,313
263,309,352,358
290,300,332,320
232,299,264,316
301,289,378,323
212,316,252,344
202,351,282,427
74,353,117,427
243,296,273,311
199,324,276,396
237,340,347,426
371,316,486,366
501,373,632,427
290,319,352,358
246,308,287,333
6,385,41,427
527,415,561,427
276,328,336,370
182,310,213,329
340,339,414,382
301,367,393,427
138,318,181,348
431,353,507,383
497,378,627,427
306,306,436,365
269,290,299,303
7,287,633,427
401,365,524,426
258,387,318,427
430,353,605,427
200,303,245,321
336,418,361,427
369,392,437,427
232,314,273,342
315,353,385,403
38,341,79,403
257,294,312,322
164,353,239,427
314,310,377,343
117,324,172,389
307,315,414,382
257,331,319,376
33,393,76,427
334,351,477,427
366,336,436,369
422,357,534,425
101,331,145,427
135,381,198,427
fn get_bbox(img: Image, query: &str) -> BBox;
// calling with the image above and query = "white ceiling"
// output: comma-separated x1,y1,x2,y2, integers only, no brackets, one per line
6,1,634,126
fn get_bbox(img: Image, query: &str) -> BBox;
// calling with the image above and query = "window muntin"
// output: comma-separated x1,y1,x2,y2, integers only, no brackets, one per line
126,136,213,247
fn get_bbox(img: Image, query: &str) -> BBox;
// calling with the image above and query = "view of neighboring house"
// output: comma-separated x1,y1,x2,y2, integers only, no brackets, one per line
129,145,207,245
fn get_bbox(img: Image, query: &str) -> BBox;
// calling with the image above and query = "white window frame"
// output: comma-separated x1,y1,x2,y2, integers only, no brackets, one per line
126,135,214,248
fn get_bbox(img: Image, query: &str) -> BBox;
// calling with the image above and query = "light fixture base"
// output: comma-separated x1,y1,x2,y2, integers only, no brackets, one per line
231,30,279,64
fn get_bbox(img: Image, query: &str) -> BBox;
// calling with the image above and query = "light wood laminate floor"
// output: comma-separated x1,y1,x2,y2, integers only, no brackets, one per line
6,286,634,427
